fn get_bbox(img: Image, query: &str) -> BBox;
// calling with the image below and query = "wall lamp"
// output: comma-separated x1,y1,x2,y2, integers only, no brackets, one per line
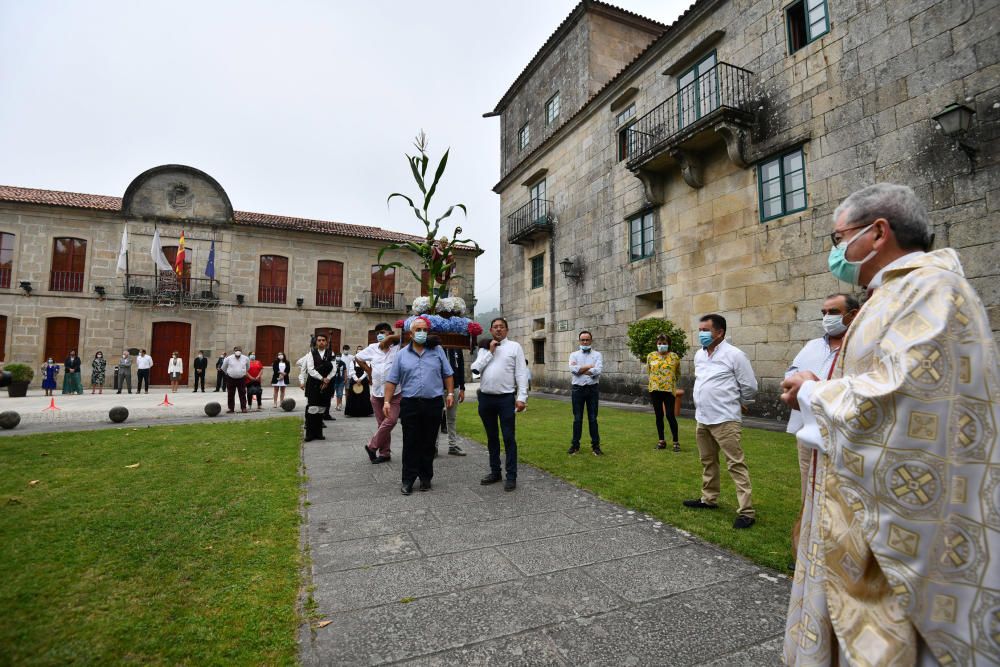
296,297,304,309
933,103,978,173
559,257,582,283
19,281,32,295
236,294,245,306
353,300,362,312
405,304,413,314
94,285,106,300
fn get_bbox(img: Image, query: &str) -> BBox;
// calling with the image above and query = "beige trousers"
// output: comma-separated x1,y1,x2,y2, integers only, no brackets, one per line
695,421,754,518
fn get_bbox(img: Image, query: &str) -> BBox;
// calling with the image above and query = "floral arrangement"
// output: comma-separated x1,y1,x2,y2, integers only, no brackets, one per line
397,315,482,336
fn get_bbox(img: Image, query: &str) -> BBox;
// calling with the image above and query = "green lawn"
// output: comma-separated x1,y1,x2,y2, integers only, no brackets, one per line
457,398,799,573
0,418,303,666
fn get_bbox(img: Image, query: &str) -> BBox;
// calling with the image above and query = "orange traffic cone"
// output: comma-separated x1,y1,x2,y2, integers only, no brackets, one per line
42,397,61,411
158,393,174,406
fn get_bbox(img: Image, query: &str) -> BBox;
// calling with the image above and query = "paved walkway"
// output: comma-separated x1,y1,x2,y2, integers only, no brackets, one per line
299,413,791,666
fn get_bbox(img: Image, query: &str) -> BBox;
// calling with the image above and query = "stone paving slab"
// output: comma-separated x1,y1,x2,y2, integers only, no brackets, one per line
300,406,791,665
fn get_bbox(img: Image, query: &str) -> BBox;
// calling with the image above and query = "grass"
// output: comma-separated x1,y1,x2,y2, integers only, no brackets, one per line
0,418,303,666
457,398,799,573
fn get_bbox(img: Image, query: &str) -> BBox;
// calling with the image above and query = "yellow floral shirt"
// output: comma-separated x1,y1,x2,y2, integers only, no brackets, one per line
646,351,680,393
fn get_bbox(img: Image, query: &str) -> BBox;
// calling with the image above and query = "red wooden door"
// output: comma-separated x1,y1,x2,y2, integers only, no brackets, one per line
316,261,343,307
44,317,80,362
150,321,191,385
0,314,8,361
255,326,286,365
314,328,341,353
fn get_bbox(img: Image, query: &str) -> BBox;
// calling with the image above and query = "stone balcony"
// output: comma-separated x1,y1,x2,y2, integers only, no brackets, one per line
626,62,755,202
507,198,555,246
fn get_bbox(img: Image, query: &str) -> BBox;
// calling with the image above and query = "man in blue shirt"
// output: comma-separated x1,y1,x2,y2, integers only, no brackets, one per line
384,316,455,495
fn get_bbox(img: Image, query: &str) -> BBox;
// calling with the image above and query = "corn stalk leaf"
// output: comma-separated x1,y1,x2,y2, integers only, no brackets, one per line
423,149,449,211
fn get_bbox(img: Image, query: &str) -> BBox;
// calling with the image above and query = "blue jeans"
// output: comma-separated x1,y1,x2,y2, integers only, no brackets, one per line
478,392,517,480
571,384,600,447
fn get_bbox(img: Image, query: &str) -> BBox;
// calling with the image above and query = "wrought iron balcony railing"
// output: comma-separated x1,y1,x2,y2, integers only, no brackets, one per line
360,291,405,311
507,198,554,245
124,273,219,308
258,285,287,304
50,271,85,292
315,288,343,308
627,62,754,166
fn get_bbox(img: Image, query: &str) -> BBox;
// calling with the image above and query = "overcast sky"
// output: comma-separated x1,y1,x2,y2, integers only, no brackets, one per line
0,0,689,310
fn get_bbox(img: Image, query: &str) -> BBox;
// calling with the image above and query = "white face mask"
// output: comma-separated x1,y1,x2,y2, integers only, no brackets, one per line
822,314,849,337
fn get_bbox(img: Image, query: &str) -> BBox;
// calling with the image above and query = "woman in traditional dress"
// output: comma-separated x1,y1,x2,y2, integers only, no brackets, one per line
41,358,59,396
90,351,107,394
343,356,373,417
271,352,288,408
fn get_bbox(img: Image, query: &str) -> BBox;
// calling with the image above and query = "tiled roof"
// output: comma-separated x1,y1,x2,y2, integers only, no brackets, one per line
487,0,667,115
0,184,477,250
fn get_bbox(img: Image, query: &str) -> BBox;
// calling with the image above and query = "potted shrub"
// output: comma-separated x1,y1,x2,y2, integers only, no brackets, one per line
5,363,35,398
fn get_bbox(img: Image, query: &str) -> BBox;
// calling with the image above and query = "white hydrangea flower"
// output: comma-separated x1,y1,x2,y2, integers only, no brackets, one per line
411,297,432,314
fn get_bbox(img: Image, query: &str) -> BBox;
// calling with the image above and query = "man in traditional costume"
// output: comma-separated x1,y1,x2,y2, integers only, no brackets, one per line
781,183,1000,666
304,333,336,442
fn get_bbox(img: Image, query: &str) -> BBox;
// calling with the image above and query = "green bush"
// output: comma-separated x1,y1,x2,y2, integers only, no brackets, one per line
626,318,689,363
4,363,34,383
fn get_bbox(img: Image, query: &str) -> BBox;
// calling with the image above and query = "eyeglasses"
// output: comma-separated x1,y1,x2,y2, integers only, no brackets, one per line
829,223,871,247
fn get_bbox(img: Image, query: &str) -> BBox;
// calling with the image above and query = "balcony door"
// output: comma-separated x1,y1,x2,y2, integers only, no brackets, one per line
529,179,547,223
150,321,191,386
44,317,80,363
678,52,718,128
370,266,395,308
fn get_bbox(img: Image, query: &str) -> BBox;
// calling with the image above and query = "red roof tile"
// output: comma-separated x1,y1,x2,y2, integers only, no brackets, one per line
0,184,477,251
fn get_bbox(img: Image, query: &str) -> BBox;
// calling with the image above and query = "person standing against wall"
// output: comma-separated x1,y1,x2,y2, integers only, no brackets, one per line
116,350,132,395
192,351,208,392
135,349,152,394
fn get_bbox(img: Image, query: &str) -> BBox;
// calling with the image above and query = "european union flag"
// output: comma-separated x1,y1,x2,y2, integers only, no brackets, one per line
205,240,216,279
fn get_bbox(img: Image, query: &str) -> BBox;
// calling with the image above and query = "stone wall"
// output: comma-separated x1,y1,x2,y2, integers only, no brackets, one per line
495,0,1000,419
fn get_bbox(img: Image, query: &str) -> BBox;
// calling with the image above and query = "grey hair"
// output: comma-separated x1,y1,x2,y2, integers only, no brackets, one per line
833,183,932,251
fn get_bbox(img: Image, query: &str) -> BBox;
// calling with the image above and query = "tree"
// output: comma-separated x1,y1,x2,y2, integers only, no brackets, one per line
379,131,481,312
626,318,690,363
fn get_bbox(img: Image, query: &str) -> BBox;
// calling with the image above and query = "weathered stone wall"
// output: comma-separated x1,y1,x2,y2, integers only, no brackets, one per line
496,0,1000,419
0,202,475,385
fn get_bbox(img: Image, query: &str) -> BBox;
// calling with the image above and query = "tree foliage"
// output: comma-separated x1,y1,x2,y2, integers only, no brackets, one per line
379,131,482,311
626,318,690,363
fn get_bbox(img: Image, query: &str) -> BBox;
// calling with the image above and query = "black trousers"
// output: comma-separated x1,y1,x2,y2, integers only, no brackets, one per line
193,370,206,391
226,376,247,411
478,392,517,480
400,396,444,485
650,391,679,442
136,369,150,392
215,372,224,391
247,382,262,407
571,384,600,447
304,379,332,439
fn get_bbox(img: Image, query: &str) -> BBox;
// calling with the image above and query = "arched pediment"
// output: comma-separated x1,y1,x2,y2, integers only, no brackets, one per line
122,165,234,224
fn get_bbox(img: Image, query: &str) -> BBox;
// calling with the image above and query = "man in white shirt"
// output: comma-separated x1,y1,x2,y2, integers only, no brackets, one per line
304,333,337,441
221,346,250,413
784,293,859,500
135,348,153,394
355,323,401,463
685,313,759,529
567,330,603,455
471,317,529,491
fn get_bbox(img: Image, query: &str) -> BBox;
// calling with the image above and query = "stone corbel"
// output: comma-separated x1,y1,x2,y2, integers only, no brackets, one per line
715,122,748,168
635,169,665,205
669,149,703,189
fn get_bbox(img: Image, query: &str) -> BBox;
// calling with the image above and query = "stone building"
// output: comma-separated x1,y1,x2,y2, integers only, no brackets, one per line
0,164,477,387
487,0,999,416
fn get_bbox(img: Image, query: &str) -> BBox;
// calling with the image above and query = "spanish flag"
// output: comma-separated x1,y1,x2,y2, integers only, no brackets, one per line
175,231,186,276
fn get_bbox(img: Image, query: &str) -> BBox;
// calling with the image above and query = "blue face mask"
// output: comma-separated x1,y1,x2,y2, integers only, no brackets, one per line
698,331,714,348
579,345,591,352
828,223,877,285
413,331,428,344
657,344,669,353
376,333,386,342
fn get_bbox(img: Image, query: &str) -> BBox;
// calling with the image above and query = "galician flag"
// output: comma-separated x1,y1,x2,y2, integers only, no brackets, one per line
150,229,172,272
174,231,186,276
205,239,216,279
116,224,128,275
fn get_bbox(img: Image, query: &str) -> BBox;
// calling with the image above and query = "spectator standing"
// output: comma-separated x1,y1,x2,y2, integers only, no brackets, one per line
340,345,354,393
272,352,289,408
331,352,346,411
440,346,466,456
567,330,603,456
214,353,225,392
303,334,337,441
221,346,250,413
343,355,373,417
41,358,59,396
192,352,208,392
471,317,529,491
356,323,401,463
646,333,681,451
384,317,454,495
685,314,758,529
245,353,264,410
116,350,132,394
135,349,152,394
62,350,83,395
167,351,183,393
90,351,107,394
